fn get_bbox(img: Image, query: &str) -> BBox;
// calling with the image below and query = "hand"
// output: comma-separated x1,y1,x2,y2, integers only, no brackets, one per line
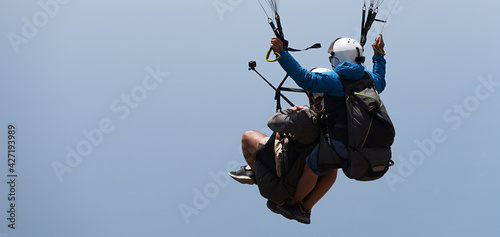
290,105,304,114
271,37,283,53
372,34,385,55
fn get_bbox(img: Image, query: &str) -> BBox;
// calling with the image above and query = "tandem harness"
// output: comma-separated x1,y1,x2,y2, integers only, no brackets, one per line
248,62,395,181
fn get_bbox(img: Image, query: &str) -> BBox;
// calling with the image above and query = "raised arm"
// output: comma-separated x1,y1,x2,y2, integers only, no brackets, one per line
270,37,344,95
369,34,387,93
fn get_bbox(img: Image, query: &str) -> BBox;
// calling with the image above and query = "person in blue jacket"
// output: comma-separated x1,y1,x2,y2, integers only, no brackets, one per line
269,34,387,224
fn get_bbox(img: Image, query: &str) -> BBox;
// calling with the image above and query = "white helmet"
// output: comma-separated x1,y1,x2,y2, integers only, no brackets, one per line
309,67,332,74
328,37,365,68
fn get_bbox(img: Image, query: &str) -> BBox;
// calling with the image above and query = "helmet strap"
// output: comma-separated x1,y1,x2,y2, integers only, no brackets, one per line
355,47,365,63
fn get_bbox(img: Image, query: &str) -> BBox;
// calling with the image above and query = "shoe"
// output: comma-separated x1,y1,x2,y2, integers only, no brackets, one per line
267,200,280,214
276,203,311,224
228,165,255,185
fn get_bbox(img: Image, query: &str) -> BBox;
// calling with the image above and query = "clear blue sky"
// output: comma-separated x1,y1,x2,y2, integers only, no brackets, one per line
1,0,499,236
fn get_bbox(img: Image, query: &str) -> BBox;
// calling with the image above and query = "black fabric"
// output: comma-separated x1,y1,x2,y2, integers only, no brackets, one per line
316,130,343,172
323,95,348,144
254,132,318,205
314,96,348,173
341,147,392,181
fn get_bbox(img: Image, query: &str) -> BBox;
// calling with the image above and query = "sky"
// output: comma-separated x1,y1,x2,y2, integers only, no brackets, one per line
0,0,499,236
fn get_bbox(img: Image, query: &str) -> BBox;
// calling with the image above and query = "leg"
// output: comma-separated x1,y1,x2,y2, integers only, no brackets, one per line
302,168,338,210
241,130,267,171
276,165,317,225
289,164,318,205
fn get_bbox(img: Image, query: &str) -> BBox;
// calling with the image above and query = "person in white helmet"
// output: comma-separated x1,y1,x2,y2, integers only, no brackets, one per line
268,34,387,224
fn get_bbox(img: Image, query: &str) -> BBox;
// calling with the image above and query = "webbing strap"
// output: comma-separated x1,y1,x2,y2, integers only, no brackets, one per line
266,11,320,59
287,43,322,52
360,7,376,47
360,3,387,47
275,87,306,112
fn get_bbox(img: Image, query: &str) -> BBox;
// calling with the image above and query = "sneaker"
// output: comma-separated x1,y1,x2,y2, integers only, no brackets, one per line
276,203,311,224
228,165,255,185
266,200,280,214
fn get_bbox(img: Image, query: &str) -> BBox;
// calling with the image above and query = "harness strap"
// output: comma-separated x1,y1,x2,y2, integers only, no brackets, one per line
275,87,306,112
360,3,387,47
265,9,320,61
360,7,376,47
287,43,322,52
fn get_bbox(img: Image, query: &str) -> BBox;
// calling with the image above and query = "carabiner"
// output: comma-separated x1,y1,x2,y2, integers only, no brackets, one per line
266,48,281,62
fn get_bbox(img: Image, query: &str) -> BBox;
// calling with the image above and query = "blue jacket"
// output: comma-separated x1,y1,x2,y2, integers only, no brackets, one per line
277,50,387,96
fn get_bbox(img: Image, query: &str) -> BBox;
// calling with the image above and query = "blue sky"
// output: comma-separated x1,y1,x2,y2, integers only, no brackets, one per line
1,0,499,236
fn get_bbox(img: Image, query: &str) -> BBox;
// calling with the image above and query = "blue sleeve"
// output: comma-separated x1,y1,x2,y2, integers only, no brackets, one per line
277,50,344,96
368,54,387,93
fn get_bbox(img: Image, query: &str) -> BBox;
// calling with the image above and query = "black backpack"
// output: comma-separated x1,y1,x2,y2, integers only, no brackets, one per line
317,72,395,181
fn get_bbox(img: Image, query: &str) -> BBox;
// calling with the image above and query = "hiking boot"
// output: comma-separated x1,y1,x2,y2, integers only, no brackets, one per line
228,165,255,185
276,203,311,224
266,200,280,214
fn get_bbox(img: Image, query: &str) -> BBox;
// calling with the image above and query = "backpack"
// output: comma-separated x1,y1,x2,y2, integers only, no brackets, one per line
317,72,395,181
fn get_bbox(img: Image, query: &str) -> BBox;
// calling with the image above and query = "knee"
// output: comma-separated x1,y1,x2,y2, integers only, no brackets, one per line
242,130,261,144
242,130,254,141
241,130,254,146
241,130,258,150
